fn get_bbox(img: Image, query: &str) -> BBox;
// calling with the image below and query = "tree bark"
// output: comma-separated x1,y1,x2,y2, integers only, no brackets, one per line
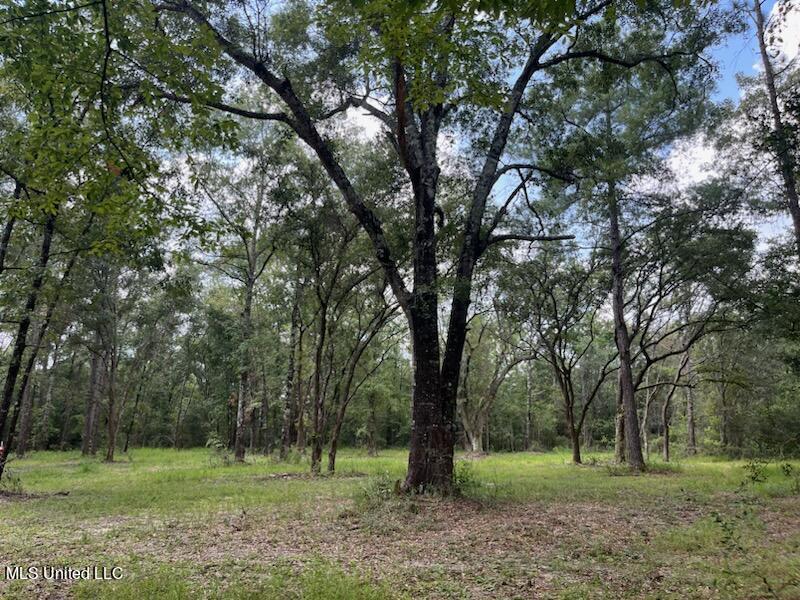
280,275,301,459
0,213,56,447
614,377,626,463
662,353,690,462
36,343,58,451
754,0,800,256
82,347,103,456
566,402,581,464
59,351,79,449
105,352,120,462
15,380,35,457
641,384,655,461
685,371,697,455
608,182,645,470
294,325,307,453
310,303,327,474
234,277,255,462
5,241,79,463
367,390,378,456
525,363,534,451
123,372,146,453
0,215,16,275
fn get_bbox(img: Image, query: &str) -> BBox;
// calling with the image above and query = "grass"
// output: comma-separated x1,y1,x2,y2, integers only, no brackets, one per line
1,447,799,598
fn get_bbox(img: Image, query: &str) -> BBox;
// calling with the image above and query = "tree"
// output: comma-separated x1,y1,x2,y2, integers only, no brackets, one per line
456,314,532,454
111,0,734,490
188,124,289,462
500,247,617,463
510,6,741,467
751,0,800,256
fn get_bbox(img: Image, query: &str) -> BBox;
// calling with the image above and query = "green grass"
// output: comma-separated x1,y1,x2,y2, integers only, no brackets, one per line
1,448,799,598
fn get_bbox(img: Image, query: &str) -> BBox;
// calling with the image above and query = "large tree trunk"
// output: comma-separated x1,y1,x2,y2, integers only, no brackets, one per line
467,428,483,454
0,213,56,447
754,0,800,256
459,406,485,454
608,182,645,470
614,376,626,463
404,298,451,492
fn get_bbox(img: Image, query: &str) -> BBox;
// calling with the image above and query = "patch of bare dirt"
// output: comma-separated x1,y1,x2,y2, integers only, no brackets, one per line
0,489,69,502
760,496,800,542
94,497,683,598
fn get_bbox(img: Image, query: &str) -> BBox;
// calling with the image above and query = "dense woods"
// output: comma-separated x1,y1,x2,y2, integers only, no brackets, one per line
0,0,799,492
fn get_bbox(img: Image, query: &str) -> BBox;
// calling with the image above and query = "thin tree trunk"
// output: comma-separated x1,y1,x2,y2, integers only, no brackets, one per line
661,396,670,462
59,351,79,449
172,373,189,449
234,279,255,462
686,375,697,455
280,275,301,459
295,331,306,453
367,390,378,456
82,348,102,456
0,214,16,275
525,362,534,451
5,243,79,461
260,364,270,454
105,353,120,462
567,406,581,464
0,213,56,447
15,381,35,457
754,0,800,256
310,305,327,474
641,385,654,461
123,373,146,453
662,353,690,462
327,413,344,473
37,343,58,451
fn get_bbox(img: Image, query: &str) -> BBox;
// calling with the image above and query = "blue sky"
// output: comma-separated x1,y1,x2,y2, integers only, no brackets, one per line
710,0,785,102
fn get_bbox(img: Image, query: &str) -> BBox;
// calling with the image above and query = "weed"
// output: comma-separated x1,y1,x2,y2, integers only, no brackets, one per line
206,433,233,466
742,458,769,486
453,460,479,496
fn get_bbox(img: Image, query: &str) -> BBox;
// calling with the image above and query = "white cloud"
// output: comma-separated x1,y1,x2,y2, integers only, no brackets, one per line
666,135,716,189
769,0,800,64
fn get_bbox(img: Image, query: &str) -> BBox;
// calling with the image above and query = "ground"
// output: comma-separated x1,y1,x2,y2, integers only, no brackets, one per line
0,449,798,599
